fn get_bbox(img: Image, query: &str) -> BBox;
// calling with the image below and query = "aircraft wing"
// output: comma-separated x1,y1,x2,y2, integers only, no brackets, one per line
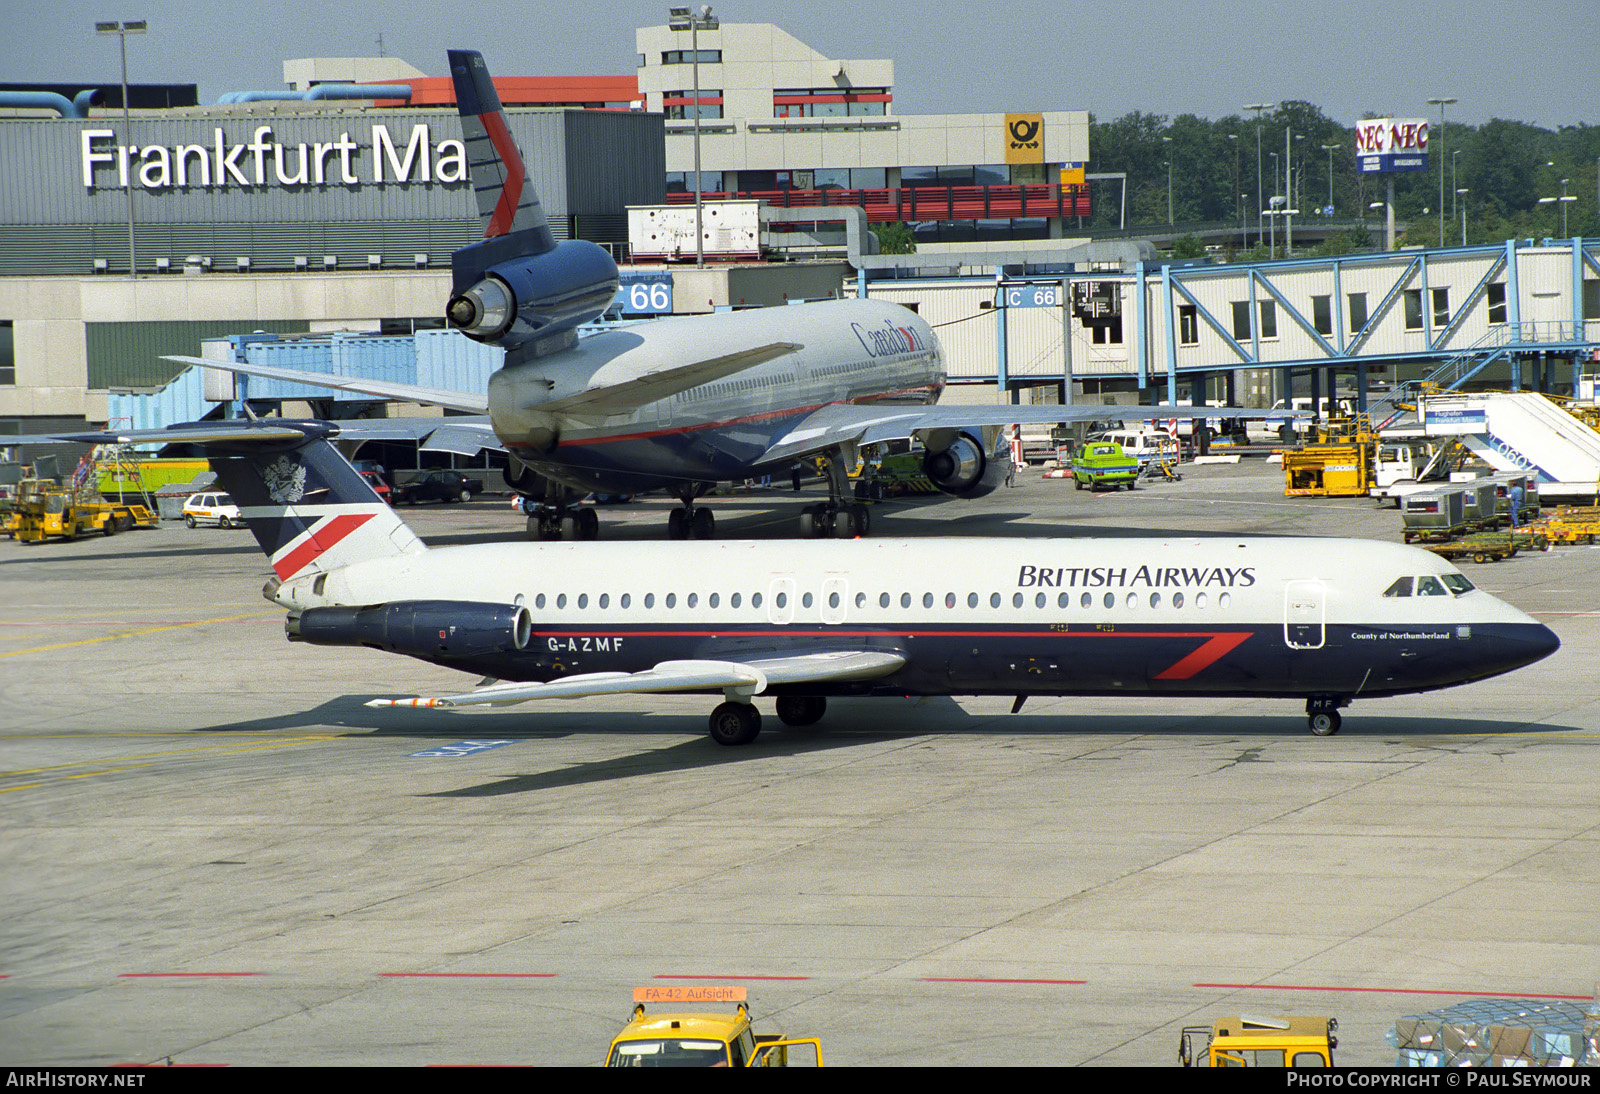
364,649,906,709
5,416,501,457
542,342,802,420
755,402,1308,466
162,355,491,414
317,417,504,456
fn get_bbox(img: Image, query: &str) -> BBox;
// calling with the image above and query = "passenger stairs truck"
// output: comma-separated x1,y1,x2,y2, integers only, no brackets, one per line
1416,392,1600,504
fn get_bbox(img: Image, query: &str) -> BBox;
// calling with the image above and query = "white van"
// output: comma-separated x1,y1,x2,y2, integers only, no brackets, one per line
1243,397,1356,444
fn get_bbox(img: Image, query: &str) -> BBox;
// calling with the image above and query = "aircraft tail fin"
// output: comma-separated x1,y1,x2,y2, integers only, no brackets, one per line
448,48,554,250
202,424,428,585
23,420,429,584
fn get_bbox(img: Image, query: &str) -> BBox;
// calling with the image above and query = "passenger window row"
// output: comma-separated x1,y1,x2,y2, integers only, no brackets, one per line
528,588,1232,613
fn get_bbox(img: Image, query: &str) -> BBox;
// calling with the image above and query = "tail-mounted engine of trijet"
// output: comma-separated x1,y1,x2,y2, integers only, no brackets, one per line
444,48,620,363
447,231,619,359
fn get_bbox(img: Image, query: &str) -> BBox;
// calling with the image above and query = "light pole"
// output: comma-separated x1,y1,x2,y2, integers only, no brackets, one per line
96,18,146,277
1286,128,1303,255
1321,143,1339,215
1425,96,1456,247
1245,104,1272,246
668,5,718,268
1451,149,1461,231
1268,151,1279,257
1162,136,1173,224
1456,187,1469,245
1228,133,1239,227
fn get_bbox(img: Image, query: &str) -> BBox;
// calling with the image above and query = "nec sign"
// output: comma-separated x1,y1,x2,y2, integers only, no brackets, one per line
80,124,469,190
1355,117,1429,174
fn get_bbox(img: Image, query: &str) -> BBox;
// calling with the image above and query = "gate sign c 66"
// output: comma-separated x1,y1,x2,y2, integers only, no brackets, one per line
1005,285,1060,308
615,272,674,315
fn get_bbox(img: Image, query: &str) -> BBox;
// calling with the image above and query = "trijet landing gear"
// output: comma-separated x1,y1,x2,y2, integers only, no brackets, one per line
708,700,761,745
798,502,871,539
1306,696,1348,736
522,500,598,541
517,479,599,542
798,451,875,539
667,488,716,540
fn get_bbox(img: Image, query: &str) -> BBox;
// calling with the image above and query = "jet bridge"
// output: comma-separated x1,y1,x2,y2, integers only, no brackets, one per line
1419,391,1600,500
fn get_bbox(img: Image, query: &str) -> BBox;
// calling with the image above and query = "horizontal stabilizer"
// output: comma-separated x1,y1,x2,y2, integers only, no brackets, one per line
164,355,490,414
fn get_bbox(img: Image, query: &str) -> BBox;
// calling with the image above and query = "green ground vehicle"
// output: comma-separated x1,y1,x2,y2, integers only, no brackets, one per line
1070,441,1140,491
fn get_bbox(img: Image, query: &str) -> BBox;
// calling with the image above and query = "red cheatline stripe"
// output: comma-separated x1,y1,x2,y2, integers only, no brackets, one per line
1195,982,1594,1000
272,513,375,580
478,110,526,238
118,972,262,978
1152,632,1254,680
380,972,556,978
653,974,810,981
922,977,1087,985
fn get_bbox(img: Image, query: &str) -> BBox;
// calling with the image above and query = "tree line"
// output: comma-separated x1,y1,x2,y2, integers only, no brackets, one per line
1086,102,1600,254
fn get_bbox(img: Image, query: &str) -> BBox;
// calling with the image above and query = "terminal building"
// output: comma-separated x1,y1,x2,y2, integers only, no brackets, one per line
632,22,1092,245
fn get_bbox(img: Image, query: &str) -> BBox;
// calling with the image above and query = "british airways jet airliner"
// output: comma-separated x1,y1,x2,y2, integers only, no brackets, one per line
55,419,1557,744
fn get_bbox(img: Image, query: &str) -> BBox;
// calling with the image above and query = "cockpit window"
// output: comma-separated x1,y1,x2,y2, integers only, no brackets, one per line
1387,574,1475,598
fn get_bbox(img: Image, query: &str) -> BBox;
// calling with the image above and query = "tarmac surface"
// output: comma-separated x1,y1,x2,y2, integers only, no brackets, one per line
2,458,1597,1067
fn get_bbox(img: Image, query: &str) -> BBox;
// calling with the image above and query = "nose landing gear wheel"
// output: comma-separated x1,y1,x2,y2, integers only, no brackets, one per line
708,701,761,746
1308,709,1342,736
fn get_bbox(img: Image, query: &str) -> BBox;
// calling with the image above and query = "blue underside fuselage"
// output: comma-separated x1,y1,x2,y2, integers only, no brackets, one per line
401,620,1559,702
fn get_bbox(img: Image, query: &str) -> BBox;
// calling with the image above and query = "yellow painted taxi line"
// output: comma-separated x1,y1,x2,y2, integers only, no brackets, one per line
0,736,340,779
0,611,281,659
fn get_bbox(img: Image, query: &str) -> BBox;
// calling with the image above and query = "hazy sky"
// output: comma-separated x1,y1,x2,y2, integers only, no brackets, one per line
11,0,1597,129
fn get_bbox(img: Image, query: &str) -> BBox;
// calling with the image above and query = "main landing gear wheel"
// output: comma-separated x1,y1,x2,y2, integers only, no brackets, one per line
805,448,877,539
1306,699,1345,736
708,701,761,746
558,508,599,541
668,506,716,540
775,696,826,727
800,502,870,539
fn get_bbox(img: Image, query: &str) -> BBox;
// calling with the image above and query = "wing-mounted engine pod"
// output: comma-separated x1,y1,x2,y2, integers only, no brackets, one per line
921,433,1005,498
288,601,533,660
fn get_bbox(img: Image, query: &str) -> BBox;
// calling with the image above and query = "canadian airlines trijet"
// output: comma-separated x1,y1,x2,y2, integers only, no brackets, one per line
166,49,1298,542
44,420,1558,743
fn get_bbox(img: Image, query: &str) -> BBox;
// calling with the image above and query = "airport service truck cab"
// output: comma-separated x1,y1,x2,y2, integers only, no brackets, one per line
604,986,823,1067
1070,441,1140,491
1179,1014,1338,1067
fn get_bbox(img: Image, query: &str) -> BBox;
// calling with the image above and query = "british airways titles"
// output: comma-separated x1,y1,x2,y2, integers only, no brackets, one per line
1017,565,1258,589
